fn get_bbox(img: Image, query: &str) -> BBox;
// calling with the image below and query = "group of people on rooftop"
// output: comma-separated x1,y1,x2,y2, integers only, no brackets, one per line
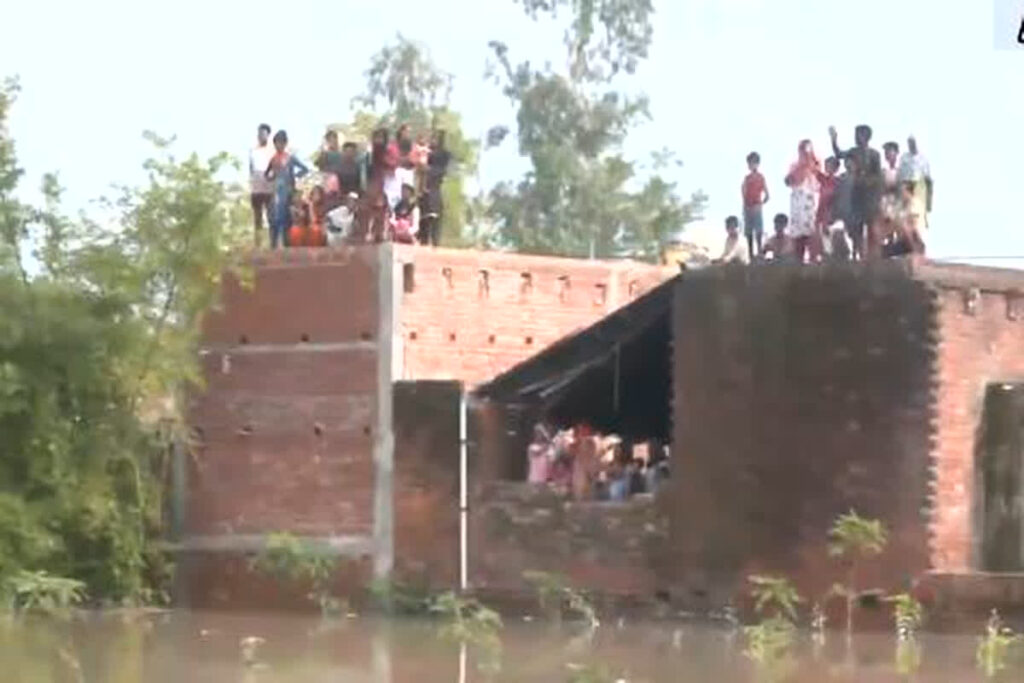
719,124,934,265
248,123,451,249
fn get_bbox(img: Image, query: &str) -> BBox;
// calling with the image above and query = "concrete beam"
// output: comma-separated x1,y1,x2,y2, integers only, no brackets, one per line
161,534,375,556
198,341,377,355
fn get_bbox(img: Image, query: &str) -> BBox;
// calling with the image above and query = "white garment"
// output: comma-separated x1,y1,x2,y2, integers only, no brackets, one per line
385,166,416,209
383,172,402,209
326,205,356,245
249,144,275,194
897,152,931,183
720,235,750,264
788,174,820,238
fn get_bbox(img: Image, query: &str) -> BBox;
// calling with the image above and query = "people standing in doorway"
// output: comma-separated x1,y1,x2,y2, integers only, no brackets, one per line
264,130,309,248
527,424,553,485
741,151,769,259
249,123,275,246
829,124,883,259
784,140,821,263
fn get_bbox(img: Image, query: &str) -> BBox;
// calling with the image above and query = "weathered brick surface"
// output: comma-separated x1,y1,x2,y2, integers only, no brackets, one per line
926,267,1024,571
393,381,462,589
187,252,381,541
395,246,673,384
202,247,379,346
669,262,938,607
470,482,667,596
178,552,372,611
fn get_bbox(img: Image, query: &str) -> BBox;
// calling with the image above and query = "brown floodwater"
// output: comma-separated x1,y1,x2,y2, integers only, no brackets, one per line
0,609,1018,682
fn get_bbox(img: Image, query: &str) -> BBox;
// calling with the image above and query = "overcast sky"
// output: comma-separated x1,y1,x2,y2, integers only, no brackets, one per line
4,0,1023,265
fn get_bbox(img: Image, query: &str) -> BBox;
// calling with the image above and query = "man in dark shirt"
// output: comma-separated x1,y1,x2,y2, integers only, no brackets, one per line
829,124,883,259
419,129,452,246
336,142,363,197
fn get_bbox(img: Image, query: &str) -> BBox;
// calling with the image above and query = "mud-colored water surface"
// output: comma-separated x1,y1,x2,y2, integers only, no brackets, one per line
0,609,1019,682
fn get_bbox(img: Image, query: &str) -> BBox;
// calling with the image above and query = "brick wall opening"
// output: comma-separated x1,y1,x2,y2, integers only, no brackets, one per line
978,383,1024,571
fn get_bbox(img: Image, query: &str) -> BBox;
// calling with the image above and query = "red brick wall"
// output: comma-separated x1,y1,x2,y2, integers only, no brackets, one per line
668,263,938,610
470,482,666,597
392,381,462,589
929,275,1024,571
394,246,673,384
187,247,381,537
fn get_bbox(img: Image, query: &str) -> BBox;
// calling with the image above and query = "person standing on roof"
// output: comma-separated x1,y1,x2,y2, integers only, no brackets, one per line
264,130,309,248
249,123,275,246
829,124,883,258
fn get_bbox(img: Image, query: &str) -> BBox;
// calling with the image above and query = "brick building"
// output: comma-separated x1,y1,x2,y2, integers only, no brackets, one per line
176,244,674,605
179,246,1024,621
473,259,1024,622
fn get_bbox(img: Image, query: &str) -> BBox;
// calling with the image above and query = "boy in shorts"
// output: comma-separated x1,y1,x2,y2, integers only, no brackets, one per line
741,152,770,259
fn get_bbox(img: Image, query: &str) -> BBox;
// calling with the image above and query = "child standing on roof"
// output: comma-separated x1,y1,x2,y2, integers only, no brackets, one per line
742,152,769,259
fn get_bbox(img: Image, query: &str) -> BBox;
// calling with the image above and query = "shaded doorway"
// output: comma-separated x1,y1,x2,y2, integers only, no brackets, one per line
979,383,1024,571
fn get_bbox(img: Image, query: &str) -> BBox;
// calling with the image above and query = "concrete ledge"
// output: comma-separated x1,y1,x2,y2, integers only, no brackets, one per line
198,341,377,355
161,534,375,556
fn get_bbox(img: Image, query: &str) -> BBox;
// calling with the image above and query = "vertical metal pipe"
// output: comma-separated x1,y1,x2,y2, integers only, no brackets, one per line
459,390,469,592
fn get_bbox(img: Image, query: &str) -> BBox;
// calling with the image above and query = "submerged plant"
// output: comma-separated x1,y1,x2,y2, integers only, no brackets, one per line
810,602,827,656
743,575,801,682
368,575,431,615
827,510,888,639
1,570,86,615
976,609,1023,679
430,591,503,676
249,533,340,616
885,593,924,676
523,570,599,629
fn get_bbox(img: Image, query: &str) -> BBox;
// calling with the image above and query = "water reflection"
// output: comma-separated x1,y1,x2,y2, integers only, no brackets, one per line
0,610,1012,682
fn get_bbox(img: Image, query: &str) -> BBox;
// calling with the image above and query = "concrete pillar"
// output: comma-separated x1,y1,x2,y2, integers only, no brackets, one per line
373,244,396,579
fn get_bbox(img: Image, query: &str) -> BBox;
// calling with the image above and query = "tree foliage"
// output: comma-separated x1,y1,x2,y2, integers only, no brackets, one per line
0,77,248,603
485,0,703,260
336,35,477,247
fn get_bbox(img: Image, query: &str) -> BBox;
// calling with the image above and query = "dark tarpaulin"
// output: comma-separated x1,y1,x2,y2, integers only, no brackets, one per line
473,277,675,440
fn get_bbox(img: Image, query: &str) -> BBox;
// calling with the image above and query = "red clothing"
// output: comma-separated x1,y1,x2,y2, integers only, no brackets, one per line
742,171,766,208
816,173,839,228
384,141,400,171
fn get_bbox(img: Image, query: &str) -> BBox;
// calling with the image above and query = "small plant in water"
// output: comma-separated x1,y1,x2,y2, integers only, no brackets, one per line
1,570,86,615
976,609,1023,679
885,593,924,676
743,575,801,682
827,510,888,639
523,570,599,629
249,532,340,616
368,575,431,615
430,591,503,676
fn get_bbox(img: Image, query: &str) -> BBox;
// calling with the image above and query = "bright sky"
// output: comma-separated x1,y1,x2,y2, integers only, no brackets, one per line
4,0,1023,266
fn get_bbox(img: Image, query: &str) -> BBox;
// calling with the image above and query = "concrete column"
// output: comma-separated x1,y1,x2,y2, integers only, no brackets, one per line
373,244,396,579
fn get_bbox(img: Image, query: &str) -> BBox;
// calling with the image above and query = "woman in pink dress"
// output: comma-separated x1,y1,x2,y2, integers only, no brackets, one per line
526,424,552,484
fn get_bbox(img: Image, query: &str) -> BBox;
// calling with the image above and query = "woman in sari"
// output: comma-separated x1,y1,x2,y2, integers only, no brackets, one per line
784,140,821,263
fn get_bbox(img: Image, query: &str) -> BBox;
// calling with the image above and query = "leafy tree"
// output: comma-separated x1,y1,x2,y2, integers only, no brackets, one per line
333,35,478,247
0,77,247,603
485,0,704,260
